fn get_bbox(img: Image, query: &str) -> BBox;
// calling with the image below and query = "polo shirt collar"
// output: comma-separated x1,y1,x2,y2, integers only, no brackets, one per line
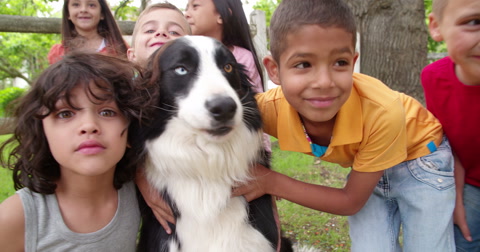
277,87,363,153
331,87,363,146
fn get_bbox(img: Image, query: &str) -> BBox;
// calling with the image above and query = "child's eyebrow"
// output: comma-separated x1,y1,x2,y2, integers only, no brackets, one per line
458,12,480,22
140,20,186,32
330,47,355,55
166,21,186,31
140,20,156,28
288,52,314,59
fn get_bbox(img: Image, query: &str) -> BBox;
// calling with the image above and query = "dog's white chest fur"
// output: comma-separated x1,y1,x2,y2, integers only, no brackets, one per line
145,119,272,251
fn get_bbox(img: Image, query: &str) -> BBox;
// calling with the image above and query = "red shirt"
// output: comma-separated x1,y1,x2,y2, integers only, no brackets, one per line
421,56,480,187
47,39,129,65
47,43,110,65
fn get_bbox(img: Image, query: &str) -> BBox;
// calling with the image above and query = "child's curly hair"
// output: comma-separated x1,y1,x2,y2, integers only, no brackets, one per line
0,52,147,194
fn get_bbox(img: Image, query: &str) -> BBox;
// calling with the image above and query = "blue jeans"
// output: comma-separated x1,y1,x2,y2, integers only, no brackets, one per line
455,183,480,252
349,138,456,252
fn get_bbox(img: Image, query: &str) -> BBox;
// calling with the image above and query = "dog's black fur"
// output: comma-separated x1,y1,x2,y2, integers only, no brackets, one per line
133,36,292,252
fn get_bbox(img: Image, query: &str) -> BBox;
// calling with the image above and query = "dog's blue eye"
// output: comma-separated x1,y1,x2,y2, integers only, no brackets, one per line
175,67,188,75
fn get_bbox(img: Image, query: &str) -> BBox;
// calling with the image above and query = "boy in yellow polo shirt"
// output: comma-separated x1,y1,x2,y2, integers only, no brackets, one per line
232,0,456,251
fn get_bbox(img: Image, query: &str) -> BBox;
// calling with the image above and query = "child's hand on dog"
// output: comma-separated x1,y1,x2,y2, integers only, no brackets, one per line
232,164,274,202
136,169,176,234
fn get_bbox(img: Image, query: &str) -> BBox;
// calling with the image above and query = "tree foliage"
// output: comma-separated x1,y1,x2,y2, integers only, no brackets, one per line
112,0,141,21
0,32,57,88
0,86,27,117
251,0,280,29
0,0,59,87
0,0,137,88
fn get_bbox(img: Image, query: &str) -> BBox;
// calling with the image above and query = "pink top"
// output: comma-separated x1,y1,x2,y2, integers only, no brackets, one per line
231,46,264,93
231,46,271,153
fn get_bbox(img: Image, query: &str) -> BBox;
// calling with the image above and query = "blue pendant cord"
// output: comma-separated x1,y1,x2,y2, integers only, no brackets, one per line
301,122,328,157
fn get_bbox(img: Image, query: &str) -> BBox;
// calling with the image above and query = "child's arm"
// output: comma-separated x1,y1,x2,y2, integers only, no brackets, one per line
0,194,25,251
135,169,175,233
233,163,383,215
452,153,472,242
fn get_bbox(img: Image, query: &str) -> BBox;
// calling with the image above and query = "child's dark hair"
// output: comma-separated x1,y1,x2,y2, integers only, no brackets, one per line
0,52,143,194
61,0,128,58
213,0,264,87
269,0,357,62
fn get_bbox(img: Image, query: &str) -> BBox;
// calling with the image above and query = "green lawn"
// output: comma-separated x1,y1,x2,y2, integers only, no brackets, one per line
0,135,351,251
270,140,351,251
0,134,15,202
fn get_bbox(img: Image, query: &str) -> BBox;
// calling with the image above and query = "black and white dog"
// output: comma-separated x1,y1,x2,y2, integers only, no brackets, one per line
134,36,292,252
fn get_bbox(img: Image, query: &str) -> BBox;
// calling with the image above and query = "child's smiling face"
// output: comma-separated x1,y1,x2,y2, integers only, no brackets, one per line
67,0,103,35
128,8,190,66
265,24,358,128
429,0,480,85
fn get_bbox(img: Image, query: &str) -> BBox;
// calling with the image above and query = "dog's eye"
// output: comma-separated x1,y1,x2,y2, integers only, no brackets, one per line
174,66,188,75
224,64,233,73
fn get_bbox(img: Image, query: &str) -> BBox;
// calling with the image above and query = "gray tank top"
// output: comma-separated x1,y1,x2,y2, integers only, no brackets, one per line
17,181,140,252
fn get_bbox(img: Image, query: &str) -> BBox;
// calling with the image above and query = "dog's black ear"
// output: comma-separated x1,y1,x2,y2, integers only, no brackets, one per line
237,63,255,90
145,40,176,72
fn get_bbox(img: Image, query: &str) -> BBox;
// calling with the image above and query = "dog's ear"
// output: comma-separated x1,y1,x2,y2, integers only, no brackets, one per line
144,39,179,84
144,40,177,88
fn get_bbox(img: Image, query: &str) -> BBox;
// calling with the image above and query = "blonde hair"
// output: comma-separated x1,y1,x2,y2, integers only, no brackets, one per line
131,3,191,46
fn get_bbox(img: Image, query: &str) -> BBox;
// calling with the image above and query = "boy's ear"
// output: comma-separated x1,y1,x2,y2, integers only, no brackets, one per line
353,51,359,67
428,13,444,42
127,48,136,62
263,55,281,85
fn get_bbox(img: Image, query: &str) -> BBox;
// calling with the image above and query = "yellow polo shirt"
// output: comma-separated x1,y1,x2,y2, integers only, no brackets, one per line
257,73,443,172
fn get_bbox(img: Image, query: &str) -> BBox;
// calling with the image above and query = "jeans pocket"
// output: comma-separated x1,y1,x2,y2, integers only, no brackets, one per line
408,142,455,190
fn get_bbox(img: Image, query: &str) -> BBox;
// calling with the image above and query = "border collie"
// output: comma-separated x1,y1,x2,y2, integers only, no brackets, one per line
134,36,292,252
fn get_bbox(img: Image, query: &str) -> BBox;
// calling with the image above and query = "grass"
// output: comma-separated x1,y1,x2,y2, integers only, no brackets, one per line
0,135,351,251
270,140,351,251
0,134,15,203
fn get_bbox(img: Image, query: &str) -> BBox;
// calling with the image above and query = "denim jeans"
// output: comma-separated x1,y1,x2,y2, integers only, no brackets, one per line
349,138,456,252
454,183,480,252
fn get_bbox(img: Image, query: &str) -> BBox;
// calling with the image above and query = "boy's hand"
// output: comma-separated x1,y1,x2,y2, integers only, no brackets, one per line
232,163,273,202
453,197,472,242
452,155,472,241
136,169,175,234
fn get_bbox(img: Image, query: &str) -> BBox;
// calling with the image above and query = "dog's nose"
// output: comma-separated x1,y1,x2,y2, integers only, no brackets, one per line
205,96,237,122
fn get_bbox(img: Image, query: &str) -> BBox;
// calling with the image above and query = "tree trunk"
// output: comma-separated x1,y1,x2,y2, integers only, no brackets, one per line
344,0,428,103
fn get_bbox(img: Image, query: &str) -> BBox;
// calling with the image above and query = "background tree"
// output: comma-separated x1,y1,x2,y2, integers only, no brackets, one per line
251,0,280,30
343,0,428,102
0,0,59,88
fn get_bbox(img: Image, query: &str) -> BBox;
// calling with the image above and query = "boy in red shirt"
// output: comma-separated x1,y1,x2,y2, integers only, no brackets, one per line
422,0,480,250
